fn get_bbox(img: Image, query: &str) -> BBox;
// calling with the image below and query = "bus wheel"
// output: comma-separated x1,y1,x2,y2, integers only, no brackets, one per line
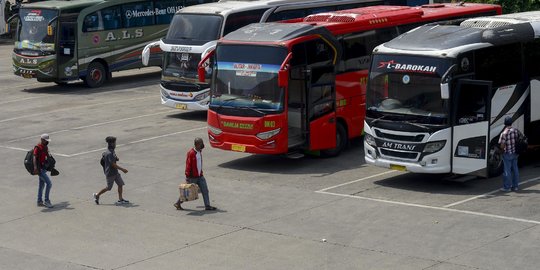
321,123,347,157
488,143,503,177
85,62,106,88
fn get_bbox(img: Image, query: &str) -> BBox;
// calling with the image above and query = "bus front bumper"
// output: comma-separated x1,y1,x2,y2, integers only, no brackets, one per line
208,131,288,155
364,143,451,174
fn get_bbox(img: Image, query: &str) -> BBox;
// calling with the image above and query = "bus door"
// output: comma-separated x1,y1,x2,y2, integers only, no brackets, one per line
287,66,307,148
451,79,491,177
307,65,336,151
57,21,77,81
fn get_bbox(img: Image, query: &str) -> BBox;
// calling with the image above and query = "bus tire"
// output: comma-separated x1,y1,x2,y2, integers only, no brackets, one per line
488,143,503,177
321,123,347,157
85,61,107,88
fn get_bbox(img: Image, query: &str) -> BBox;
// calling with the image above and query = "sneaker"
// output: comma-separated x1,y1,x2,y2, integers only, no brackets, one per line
37,201,44,207
43,201,53,208
500,188,511,192
117,199,130,204
93,193,99,205
205,206,217,211
511,187,519,192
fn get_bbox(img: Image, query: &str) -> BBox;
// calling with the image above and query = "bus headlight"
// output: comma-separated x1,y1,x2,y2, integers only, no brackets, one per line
194,91,209,101
208,125,222,135
424,141,446,153
365,134,376,147
257,128,280,140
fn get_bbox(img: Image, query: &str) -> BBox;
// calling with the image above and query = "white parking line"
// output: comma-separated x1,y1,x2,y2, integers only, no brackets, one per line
443,176,540,208
67,126,207,157
0,96,154,124
317,171,399,192
7,110,171,143
316,190,540,225
0,126,206,157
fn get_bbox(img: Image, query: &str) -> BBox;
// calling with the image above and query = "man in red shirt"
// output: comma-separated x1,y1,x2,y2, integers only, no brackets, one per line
33,134,53,208
174,137,217,211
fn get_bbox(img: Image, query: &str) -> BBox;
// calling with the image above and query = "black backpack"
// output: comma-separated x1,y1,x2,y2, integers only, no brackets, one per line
24,147,37,175
100,152,106,168
516,130,528,154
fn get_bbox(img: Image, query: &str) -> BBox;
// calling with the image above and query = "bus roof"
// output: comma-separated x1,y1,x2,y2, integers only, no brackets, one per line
20,0,103,10
377,11,540,58
222,3,501,44
179,0,376,16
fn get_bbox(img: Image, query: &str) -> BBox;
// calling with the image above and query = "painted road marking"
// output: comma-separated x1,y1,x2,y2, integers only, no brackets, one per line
317,171,399,192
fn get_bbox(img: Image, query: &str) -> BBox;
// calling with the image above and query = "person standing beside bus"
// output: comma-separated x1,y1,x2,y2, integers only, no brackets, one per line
174,138,217,211
498,116,520,192
34,134,53,208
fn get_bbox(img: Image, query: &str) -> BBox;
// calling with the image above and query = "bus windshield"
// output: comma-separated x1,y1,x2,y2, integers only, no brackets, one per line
165,14,222,43
366,55,452,125
211,45,287,114
16,8,58,52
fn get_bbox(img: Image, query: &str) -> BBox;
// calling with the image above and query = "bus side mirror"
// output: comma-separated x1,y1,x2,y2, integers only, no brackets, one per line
141,41,160,66
278,52,293,88
278,70,289,88
440,83,449,100
198,48,215,83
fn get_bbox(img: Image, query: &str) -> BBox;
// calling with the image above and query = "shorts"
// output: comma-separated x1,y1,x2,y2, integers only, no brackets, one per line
106,174,125,190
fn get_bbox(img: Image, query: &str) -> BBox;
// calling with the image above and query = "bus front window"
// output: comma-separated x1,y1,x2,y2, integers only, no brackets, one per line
210,45,288,115
16,9,58,53
366,55,452,125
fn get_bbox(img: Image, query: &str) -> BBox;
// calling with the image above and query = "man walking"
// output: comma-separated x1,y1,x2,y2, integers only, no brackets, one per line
174,137,217,211
93,136,130,205
498,116,520,192
34,134,53,208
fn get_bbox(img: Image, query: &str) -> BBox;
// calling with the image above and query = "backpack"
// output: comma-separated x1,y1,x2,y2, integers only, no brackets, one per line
24,147,37,175
100,152,106,168
516,129,528,154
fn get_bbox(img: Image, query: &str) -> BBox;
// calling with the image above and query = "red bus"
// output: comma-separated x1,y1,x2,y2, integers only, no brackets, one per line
199,3,501,156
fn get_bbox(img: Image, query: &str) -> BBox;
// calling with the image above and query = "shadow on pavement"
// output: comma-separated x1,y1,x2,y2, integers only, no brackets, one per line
218,141,366,176
167,111,207,122
20,70,161,95
41,201,75,212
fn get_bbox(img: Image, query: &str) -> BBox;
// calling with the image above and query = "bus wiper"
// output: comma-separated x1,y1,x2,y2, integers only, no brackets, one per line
371,114,388,125
241,106,266,116
403,121,430,131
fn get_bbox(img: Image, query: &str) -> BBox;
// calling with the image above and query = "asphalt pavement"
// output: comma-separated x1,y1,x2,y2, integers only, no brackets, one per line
1,43,540,270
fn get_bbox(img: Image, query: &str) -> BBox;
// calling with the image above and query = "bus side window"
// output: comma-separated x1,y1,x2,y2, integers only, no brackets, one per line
475,44,522,87
266,9,305,22
223,9,268,36
340,27,397,72
101,6,122,30
122,2,155,28
525,40,540,78
83,12,102,32
155,0,183,25
305,6,336,16
455,84,488,125
184,0,216,5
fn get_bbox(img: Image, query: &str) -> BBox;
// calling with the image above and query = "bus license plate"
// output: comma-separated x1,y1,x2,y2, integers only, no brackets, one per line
390,164,406,171
175,104,187,110
231,144,246,152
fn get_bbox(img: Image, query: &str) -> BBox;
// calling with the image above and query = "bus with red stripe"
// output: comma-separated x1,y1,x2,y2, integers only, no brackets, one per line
200,3,501,156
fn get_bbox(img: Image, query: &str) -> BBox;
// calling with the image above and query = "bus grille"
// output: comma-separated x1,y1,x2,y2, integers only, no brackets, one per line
380,149,418,160
375,130,424,142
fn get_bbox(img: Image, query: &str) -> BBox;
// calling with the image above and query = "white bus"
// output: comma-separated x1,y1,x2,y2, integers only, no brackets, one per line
0,0,6,35
141,0,397,111
364,12,540,177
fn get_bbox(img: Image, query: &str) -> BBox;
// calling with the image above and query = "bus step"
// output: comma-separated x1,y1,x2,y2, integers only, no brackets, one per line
286,151,305,159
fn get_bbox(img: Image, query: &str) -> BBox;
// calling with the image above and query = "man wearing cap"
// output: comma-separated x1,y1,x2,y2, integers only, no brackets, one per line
93,136,130,205
498,116,520,192
33,134,53,208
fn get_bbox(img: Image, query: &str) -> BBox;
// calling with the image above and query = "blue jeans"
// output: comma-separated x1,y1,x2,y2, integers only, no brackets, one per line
37,169,52,202
187,176,210,207
502,153,519,190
